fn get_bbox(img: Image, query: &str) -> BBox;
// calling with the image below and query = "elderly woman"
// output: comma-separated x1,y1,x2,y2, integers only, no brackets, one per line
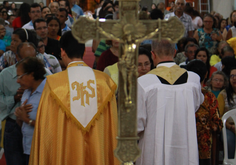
205,71,228,98
194,14,223,56
14,57,46,164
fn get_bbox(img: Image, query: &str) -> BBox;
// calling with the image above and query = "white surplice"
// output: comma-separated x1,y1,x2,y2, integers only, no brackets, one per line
136,63,204,165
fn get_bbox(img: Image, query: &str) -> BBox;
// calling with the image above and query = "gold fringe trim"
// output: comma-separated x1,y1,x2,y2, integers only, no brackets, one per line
50,84,117,134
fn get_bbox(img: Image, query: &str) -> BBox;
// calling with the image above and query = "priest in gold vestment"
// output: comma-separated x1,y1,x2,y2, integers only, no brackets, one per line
29,31,119,165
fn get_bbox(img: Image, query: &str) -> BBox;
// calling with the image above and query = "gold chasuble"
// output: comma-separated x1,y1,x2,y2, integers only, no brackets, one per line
148,64,186,84
29,61,119,165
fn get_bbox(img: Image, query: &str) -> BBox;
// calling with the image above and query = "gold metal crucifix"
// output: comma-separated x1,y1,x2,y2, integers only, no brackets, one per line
72,0,185,164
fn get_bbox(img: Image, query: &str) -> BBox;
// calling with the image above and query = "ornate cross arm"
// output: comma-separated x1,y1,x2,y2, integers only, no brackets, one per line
72,16,184,44
139,17,185,43
72,16,119,43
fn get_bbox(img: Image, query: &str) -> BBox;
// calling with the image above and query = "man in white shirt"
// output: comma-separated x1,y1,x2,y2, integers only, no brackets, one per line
22,3,41,30
137,39,204,165
164,0,194,37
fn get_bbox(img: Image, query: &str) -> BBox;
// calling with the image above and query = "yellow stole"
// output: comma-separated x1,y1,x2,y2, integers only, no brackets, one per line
47,61,117,133
148,65,187,85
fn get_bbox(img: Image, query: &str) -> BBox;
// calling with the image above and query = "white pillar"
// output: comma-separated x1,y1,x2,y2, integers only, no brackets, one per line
212,0,233,18
234,0,236,10
153,0,165,5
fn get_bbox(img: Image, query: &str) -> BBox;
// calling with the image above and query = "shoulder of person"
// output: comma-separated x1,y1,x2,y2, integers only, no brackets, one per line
219,89,227,97
0,64,16,76
164,12,174,20
183,13,191,18
138,73,158,89
186,71,201,83
93,69,117,88
44,53,57,60
179,61,186,66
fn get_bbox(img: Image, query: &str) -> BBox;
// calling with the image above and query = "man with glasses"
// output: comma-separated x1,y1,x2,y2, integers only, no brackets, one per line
22,3,42,30
179,43,199,67
164,0,194,37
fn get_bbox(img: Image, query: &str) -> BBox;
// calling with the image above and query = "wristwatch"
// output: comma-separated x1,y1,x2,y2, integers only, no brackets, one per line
28,119,33,126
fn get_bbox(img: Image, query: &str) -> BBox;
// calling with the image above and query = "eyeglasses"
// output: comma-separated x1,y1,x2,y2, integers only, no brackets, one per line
212,78,224,82
17,73,28,79
230,74,236,79
138,62,151,68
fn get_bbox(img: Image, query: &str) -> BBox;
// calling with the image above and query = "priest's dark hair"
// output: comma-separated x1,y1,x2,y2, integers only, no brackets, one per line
186,60,207,82
60,31,85,59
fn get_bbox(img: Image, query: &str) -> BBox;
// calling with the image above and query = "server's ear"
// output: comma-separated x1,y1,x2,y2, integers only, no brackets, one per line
61,48,66,58
151,51,156,61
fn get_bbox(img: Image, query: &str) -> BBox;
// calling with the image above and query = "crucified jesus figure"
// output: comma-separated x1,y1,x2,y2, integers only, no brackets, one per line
98,24,159,107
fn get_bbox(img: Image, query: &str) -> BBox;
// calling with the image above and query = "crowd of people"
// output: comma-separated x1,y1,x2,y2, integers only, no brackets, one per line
0,0,236,165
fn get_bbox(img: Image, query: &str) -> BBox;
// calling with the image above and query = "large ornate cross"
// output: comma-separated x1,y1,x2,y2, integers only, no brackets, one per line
72,0,184,164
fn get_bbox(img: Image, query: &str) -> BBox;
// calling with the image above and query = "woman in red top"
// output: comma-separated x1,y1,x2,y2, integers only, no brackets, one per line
96,40,119,71
12,3,31,30
195,47,217,85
